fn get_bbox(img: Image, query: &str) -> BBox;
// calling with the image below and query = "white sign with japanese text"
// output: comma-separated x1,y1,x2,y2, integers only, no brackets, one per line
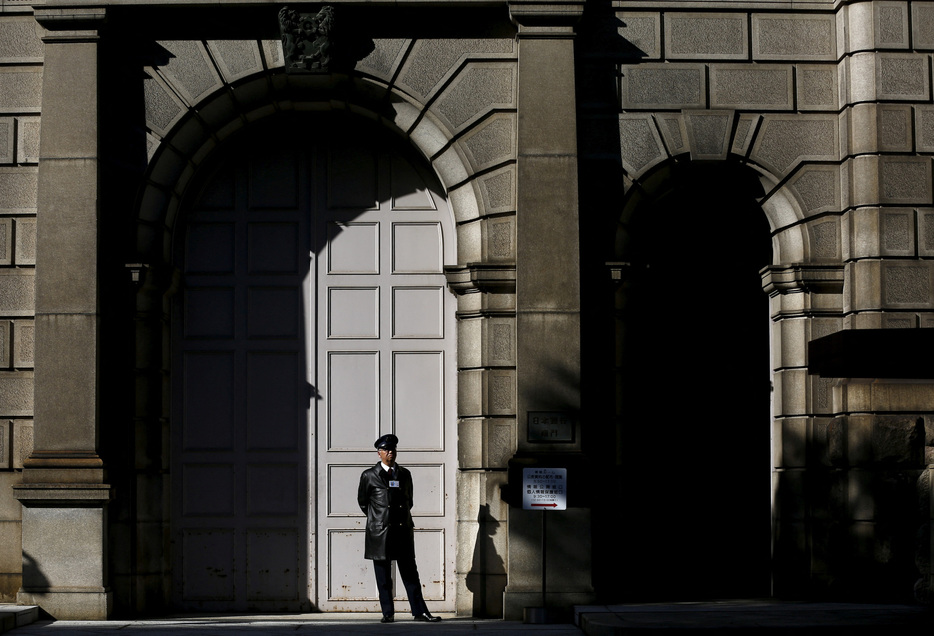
522,467,567,511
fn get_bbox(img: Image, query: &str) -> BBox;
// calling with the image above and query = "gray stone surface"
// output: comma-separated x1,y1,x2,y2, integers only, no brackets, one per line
13,320,33,368
710,65,793,110
787,166,839,215
0,73,42,123
0,17,42,62
156,40,222,106
143,71,186,137
476,166,515,216
356,39,408,81
397,39,515,102
753,14,836,60
752,116,838,175
617,12,660,59
883,262,933,306
655,113,687,155
12,419,30,469
684,110,732,160
621,64,705,109
458,113,516,172
16,117,39,165
876,1,909,48
914,2,934,49
808,219,839,260
0,270,32,317
0,118,12,165
206,40,261,83
0,372,31,417
434,63,516,133
878,54,929,100
881,209,915,256
0,218,10,266
0,168,36,213
797,65,838,110
14,217,35,266
665,13,747,59
0,419,8,469
880,157,932,203
618,114,664,174
482,216,515,263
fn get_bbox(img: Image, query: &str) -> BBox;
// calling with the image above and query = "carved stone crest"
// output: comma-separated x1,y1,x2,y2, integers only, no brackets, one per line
279,5,335,73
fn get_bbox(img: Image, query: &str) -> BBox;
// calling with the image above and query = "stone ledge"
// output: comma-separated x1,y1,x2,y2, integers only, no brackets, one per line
0,605,38,633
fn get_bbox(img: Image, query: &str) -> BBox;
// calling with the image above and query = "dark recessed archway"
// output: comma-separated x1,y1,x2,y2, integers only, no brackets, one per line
613,160,773,601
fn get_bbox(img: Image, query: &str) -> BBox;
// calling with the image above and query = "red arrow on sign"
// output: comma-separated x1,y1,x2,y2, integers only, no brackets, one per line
531,503,558,508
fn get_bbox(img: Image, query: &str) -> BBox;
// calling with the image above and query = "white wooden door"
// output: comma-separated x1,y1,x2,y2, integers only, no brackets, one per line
173,119,456,612
313,136,457,612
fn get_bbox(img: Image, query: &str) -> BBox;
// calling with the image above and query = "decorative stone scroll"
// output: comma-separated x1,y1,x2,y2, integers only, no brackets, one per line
278,5,334,73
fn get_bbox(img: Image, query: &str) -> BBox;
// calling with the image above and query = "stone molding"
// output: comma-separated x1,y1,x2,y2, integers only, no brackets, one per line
444,263,516,295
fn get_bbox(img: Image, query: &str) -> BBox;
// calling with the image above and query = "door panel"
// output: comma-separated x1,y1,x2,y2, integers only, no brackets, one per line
174,118,456,612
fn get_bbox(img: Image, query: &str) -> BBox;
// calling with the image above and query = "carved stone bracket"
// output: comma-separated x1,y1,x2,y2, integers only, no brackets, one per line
445,263,517,295
761,263,845,295
279,4,334,73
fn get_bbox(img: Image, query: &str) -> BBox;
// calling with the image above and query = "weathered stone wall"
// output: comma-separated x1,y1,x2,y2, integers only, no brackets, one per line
0,6,39,603
591,0,934,602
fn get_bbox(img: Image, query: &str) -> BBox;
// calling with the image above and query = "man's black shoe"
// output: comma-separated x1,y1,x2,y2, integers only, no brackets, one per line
380,615,394,623
413,613,441,622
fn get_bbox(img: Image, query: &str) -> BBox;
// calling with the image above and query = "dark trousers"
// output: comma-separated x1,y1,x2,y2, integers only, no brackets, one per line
372,557,429,617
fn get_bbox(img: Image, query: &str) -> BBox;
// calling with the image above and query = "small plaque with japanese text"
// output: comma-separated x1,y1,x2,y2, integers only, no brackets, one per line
527,411,575,443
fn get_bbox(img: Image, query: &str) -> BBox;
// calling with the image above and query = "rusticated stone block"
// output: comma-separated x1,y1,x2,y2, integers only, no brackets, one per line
0,168,36,213
206,40,262,83
796,65,838,111
808,219,839,260
0,68,41,113
731,114,760,156
0,17,42,62
618,12,660,59
877,105,912,151
143,71,186,137
880,157,932,204
618,114,665,175
665,13,747,60
620,64,705,109
16,117,38,165
913,3,934,49
919,209,934,257
397,39,516,102
877,54,929,100
753,14,836,61
482,216,515,264
684,110,732,160
14,217,35,266
458,113,516,172
654,114,687,155
0,371,31,417
875,2,909,48
0,321,9,368
156,40,222,106
356,39,408,81
751,115,838,175
0,270,33,316
773,417,807,468
711,65,793,110
13,321,32,368
0,119,12,165
915,107,934,152
476,166,515,216
0,420,8,469
787,166,839,215
881,209,915,256
0,219,10,266
883,262,934,306
261,40,283,69
433,63,516,133
12,419,30,469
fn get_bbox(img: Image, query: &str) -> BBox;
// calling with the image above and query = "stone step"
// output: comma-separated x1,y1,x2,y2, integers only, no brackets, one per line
0,605,38,634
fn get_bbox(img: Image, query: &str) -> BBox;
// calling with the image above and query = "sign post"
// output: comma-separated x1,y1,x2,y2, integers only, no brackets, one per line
522,468,567,624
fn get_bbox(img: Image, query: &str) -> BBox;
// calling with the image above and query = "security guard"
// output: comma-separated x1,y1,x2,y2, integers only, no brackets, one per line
357,434,441,623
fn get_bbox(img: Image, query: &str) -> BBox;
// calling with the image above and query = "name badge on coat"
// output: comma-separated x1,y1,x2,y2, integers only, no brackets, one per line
389,480,400,488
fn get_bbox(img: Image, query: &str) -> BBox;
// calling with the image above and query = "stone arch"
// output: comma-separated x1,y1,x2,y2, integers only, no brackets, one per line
131,37,518,614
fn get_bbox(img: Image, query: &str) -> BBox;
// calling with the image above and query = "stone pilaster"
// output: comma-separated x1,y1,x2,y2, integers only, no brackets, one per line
12,7,112,620
503,0,593,620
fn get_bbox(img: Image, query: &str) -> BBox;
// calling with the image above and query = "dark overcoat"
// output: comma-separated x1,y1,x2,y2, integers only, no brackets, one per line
357,463,416,561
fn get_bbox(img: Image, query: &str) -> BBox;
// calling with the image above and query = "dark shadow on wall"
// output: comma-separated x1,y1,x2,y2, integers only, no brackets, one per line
465,504,506,617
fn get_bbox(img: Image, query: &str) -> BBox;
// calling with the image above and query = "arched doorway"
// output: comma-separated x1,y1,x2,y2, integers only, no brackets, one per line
170,114,458,612
614,161,773,600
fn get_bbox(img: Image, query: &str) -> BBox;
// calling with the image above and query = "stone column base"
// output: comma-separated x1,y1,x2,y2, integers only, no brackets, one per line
502,591,595,621
18,589,112,620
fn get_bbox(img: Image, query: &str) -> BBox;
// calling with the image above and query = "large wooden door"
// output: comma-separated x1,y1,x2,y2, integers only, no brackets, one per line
173,118,457,612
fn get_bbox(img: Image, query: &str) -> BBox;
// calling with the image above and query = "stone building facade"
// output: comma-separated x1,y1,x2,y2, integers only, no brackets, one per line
0,0,931,621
